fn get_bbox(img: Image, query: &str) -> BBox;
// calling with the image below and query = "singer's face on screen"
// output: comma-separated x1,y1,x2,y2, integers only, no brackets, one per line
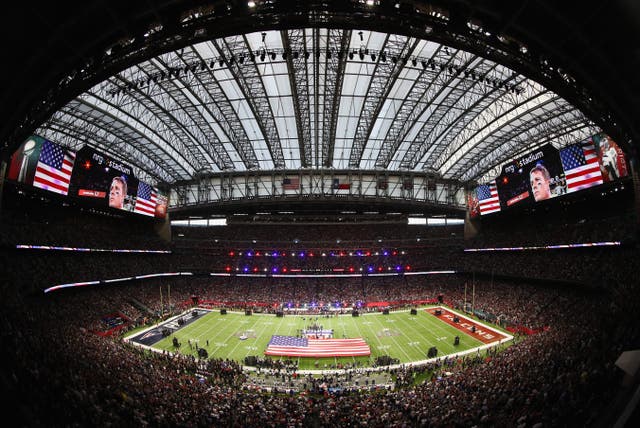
109,179,125,209
530,169,551,201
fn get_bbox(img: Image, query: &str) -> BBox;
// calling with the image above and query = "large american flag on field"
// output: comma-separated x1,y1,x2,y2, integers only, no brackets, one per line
133,181,157,216
264,335,371,357
560,140,603,193
33,140,75,195
477,180,501,215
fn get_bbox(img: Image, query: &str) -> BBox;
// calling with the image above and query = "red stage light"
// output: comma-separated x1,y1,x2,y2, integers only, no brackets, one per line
83,160,92,170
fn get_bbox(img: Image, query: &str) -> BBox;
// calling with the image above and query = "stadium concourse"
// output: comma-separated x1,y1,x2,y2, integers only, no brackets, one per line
2,1,640,427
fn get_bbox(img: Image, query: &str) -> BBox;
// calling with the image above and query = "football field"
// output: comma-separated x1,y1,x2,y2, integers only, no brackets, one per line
130,307,509,370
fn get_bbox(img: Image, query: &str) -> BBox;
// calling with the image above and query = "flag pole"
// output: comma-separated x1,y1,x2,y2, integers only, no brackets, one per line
471,272,475,314
464,281,468,312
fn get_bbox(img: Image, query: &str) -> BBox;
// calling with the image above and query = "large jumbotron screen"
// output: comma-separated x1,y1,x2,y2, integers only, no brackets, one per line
6,135,168,218
467,133,628,217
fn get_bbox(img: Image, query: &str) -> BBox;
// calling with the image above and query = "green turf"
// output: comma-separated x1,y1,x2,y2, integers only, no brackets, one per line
148,308,488,370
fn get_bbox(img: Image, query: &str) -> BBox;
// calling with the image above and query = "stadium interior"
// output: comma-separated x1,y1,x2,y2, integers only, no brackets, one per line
1,1,640,427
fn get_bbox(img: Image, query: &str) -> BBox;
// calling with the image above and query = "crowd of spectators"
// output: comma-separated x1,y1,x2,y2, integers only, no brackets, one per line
2,188,640,427
3,254,640,426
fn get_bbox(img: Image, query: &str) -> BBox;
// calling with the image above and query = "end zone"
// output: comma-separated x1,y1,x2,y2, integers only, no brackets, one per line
426,306,512,344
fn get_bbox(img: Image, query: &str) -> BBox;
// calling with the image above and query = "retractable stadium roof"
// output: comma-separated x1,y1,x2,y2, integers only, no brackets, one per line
1,1,638,211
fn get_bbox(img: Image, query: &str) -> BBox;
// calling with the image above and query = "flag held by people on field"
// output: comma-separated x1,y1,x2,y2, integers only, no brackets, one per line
264,335,371,357
559,141,603,193
477,180,501,215
134,181,157,216
33,140,76,196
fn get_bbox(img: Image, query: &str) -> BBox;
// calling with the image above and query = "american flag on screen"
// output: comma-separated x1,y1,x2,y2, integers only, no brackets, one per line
133,181,157,216
33,140,75,195
477,180,501,215
264,335,371,357
560,141,603,193
282,177,300,190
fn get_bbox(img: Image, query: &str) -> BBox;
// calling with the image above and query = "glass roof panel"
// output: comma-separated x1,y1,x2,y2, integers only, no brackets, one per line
35,27,597,186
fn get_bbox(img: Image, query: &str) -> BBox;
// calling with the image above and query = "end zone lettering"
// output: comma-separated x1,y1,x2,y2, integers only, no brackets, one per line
442,313,495,340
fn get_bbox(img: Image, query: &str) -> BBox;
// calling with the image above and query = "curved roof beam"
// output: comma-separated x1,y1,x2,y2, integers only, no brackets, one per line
397,48,503,171
347,33,419,168
116,58,229,172
184,43,261,170
148,51,236,170
379,46,488,170
42,92,194,180
36,117,173,184
323,29,350,168
95,69,214,176
427,73,532,172
213,34,286,168
282,28,312,168
453,101,594,181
